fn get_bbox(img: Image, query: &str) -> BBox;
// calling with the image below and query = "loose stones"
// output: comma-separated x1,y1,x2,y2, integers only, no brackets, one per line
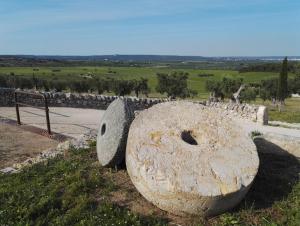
97,99,134,167
126,101,259,217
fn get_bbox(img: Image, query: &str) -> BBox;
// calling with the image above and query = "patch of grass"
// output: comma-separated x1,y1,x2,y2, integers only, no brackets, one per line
209,151,300,226
251,130,263,138
0,145,299,225
0,147,167,226
269,110,300,124
255,98,300,123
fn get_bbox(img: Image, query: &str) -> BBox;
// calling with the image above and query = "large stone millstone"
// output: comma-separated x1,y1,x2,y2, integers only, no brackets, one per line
97,99,134,167
126,101,259,217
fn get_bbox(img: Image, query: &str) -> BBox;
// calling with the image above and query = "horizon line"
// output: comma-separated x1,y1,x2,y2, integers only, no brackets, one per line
1,54,299,58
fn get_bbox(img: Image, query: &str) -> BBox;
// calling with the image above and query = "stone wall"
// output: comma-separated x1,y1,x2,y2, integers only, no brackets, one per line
0,88,15,107
205,101,268,125
0,88,167,110
0,88,268,124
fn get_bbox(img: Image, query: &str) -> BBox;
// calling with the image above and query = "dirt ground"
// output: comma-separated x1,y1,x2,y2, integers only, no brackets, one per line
92,164,200,226
0,122,58,168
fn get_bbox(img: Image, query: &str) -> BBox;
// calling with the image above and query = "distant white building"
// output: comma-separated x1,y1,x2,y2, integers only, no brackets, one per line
291,94,300,98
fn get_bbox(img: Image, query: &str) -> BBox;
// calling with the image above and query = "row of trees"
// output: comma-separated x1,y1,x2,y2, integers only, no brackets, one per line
1,59,298,104
205,58,300,108
260,75,300,101
0,74,151,97
238,61,298,73
205,77,257,103
0,71,197,99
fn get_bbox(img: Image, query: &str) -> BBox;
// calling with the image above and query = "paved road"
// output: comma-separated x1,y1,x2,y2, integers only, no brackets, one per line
1,107,299,139
240,119,300,138
0,107,105,138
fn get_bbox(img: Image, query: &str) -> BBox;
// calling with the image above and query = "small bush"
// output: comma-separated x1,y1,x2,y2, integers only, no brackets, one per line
198,73,214,78
251,130,263,138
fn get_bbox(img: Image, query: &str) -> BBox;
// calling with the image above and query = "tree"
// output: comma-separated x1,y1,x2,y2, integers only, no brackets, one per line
205,80,224,101
277,57,288,106
205,77,243,102
41,79,50,91
156,72,197,98
16,77,34,89
6,75,17,88
32,74,38,89
93,78,111,94
49,80,67,92
112,79,134,96
240,87,257,103
221,77,243,99
260,78,278,102
95,80,105,94
69,80,89,93
133,78,150,97
288,74,300,94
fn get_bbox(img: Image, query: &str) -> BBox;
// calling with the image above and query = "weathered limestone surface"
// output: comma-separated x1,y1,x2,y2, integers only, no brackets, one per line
126,101,259,217
97,99,134,167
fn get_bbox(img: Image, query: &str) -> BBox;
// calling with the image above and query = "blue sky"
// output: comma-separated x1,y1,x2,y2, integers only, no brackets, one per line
0,0,299,56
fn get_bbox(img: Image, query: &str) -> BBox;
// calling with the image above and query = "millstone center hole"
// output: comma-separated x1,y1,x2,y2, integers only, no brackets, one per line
101,123,106,136
181,130,198,145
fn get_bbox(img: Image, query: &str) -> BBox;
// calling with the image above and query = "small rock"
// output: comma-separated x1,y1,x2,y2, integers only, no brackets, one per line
56,141,71,152
0,167,18,174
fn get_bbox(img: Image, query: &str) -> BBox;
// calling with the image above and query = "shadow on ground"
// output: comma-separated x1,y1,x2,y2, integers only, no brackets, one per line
237,139,300,210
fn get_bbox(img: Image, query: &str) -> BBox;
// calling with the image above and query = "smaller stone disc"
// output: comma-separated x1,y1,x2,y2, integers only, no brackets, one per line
97,99,134,167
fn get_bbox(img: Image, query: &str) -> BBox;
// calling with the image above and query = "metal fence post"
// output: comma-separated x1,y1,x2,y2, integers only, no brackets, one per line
14,90,52,135
14,92,21,125
44,95,51,135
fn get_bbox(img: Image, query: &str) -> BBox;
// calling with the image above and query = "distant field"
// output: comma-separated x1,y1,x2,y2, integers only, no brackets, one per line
0,66,291,98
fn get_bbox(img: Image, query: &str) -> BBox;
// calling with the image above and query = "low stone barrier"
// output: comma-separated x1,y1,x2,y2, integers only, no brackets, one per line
0,88,15,106
0,88,167,110
204,101,268,125
0,88,268,124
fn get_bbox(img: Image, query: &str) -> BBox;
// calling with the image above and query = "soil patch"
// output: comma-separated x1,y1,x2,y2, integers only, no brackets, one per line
0,122,58,168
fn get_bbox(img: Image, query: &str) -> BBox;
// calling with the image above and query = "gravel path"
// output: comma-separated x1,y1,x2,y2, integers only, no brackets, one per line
241,119,300,138
1,106,299,138
0,107,105,138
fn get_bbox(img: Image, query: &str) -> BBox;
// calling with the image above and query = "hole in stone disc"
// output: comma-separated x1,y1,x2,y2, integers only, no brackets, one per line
181,130,198,145
101,123,106,136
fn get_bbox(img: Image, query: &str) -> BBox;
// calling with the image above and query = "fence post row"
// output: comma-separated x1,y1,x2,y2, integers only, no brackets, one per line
14,91,52,135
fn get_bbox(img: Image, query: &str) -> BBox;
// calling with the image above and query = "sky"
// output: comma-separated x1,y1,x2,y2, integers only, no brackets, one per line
0,0,299,56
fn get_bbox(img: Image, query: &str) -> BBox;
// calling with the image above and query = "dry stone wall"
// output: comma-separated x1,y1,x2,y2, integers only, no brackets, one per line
0,88,268,124
0,88,166,110
205,101,268,124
